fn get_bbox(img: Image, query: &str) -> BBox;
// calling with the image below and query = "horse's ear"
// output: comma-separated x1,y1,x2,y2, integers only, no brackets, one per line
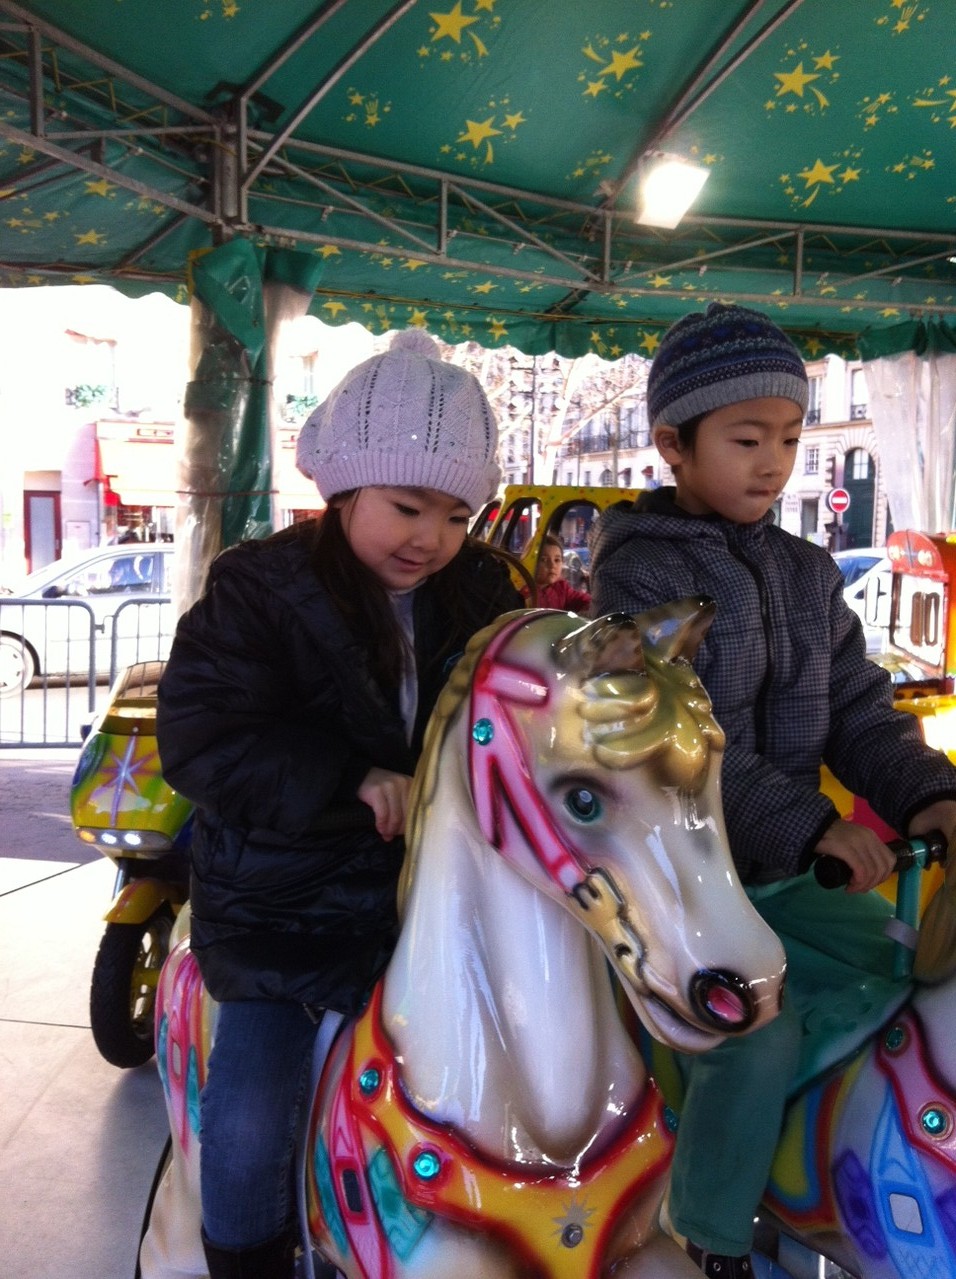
557,613,646,679
635,596,716,663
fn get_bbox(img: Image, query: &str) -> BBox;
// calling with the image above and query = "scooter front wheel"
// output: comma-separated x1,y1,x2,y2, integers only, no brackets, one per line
90,905,174,1068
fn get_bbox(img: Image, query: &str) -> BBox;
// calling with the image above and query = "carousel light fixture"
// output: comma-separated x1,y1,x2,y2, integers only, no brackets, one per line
636,153,710,229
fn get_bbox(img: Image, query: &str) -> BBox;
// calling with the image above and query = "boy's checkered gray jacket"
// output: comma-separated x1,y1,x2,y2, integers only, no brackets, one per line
589,491,956,885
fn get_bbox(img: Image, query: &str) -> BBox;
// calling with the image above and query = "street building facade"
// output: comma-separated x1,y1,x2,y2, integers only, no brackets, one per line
1,287,886,587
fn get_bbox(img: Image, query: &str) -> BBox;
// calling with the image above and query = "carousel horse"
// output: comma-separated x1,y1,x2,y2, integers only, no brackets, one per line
752,859,956,1279
139,601,789,1279
636,831,956,1279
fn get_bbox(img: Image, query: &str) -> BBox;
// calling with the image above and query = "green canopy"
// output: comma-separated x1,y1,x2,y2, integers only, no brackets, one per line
2,0,955,360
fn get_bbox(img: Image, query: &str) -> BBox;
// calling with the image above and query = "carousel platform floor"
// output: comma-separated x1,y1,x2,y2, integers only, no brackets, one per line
0,749,169,1279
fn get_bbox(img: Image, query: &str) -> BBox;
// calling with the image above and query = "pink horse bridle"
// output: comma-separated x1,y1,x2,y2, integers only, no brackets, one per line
468,614,590,896
466,612,763,1038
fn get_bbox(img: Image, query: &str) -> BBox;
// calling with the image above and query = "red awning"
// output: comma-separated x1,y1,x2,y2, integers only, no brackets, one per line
94,421,325,511
96,434,178,506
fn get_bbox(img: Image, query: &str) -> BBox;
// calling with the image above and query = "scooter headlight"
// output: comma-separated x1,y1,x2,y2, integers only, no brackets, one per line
76,827,173,852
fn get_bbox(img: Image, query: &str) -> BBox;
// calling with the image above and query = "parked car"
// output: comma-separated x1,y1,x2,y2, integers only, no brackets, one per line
0,544,175,696
832,547,893,653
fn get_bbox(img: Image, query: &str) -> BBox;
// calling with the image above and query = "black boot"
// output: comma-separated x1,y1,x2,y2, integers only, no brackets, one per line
201,1227,297,1279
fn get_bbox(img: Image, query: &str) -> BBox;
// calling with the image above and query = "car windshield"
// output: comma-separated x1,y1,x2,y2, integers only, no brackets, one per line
834,553,882,587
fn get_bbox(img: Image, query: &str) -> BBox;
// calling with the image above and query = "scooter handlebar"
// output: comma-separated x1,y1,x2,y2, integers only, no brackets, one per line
813,829,948,889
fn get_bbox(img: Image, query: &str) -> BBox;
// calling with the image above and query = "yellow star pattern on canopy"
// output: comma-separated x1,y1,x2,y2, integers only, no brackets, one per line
604,46,641,81
0,1,952,363
798,159,838,187
775,63,821,98
430,3,478,44
459,118,502,149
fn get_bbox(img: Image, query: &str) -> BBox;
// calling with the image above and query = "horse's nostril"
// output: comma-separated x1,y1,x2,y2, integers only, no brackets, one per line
706,984,747,1023
689,969,757,1032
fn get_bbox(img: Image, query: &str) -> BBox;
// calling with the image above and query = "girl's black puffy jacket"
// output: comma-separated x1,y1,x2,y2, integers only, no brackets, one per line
156,526,522,1013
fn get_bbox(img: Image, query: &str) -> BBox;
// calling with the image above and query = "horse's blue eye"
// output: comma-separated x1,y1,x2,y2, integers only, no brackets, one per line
566,788,601,822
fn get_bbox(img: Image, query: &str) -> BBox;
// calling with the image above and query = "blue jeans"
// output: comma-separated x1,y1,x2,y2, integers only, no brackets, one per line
200,999,318,1249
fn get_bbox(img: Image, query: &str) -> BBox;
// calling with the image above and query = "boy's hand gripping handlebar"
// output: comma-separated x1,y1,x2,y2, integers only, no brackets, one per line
814,830,948,889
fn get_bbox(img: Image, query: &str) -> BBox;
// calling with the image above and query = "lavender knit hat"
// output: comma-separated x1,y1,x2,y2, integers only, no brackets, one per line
646,303,809,428
296,330,501,513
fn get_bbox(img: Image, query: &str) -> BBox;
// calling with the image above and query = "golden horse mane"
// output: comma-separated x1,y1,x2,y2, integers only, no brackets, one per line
397,607,725,907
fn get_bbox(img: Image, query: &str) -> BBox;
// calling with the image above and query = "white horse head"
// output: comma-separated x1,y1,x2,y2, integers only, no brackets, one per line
391,602,786,1059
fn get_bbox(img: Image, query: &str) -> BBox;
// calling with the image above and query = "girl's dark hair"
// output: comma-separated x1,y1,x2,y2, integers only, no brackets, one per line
299,503,406,690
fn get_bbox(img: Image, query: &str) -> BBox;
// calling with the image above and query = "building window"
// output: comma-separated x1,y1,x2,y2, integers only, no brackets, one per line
806,376,823,425
301,351,317,397
804,444,819,475
848,448,874,480
65,331,118,411
800,498,819,540
850,367,868,420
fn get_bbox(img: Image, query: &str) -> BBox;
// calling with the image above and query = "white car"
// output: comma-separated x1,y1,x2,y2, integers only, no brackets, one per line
0,544,175,695
832,548,893,653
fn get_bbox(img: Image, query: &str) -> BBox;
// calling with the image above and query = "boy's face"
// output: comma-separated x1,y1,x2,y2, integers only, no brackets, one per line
654,396,803,524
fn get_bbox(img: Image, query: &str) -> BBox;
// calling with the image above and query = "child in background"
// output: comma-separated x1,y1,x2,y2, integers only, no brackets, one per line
588,302,956,1279
156,330,522,1278
532,532,591,613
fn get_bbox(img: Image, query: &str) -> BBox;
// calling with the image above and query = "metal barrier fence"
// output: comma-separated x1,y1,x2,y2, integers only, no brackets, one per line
0,597,174,747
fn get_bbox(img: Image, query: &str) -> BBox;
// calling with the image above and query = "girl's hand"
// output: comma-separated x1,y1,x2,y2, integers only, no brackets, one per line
357,767,413,841
815,819,896,893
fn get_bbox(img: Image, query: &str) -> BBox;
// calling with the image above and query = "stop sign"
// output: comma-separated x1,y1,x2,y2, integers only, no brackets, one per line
826,487,850,513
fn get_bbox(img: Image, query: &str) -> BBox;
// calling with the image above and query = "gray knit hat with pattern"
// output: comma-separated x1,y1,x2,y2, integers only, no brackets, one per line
296,330,501,513
647,303,809,428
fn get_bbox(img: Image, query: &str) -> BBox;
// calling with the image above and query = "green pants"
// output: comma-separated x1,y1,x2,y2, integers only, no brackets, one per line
667,871,903,1255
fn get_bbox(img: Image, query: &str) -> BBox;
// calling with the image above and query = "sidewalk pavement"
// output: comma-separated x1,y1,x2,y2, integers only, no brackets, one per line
0,746,98,865
0,748,169,1278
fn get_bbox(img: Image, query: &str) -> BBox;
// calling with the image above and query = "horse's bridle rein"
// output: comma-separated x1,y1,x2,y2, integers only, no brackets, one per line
468,615,647,983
